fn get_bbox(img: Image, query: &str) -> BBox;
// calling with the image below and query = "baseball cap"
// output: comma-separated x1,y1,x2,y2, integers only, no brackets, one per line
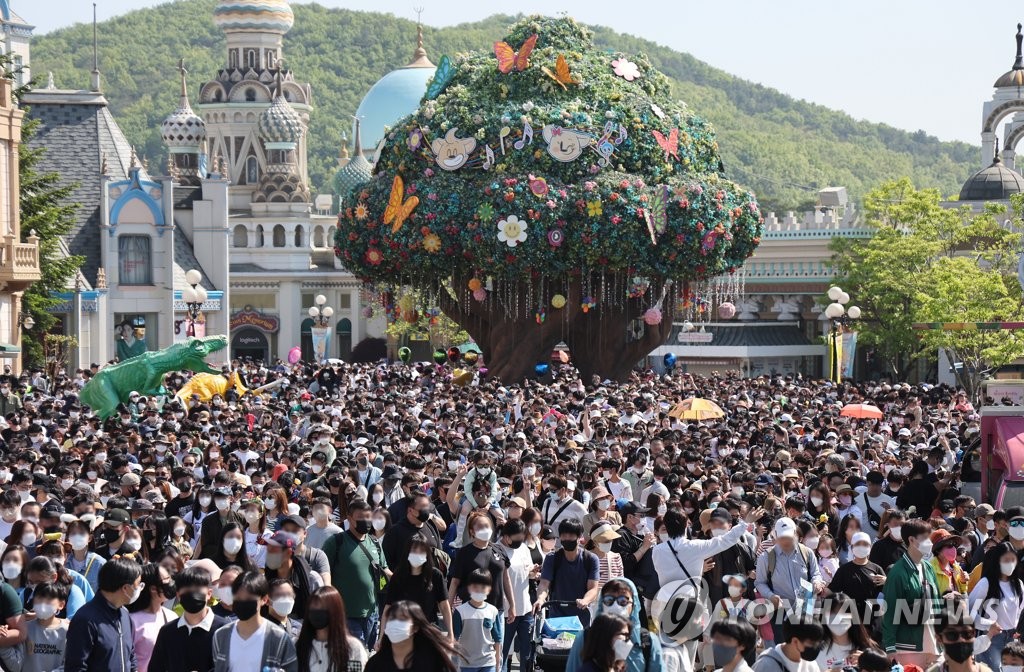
897,428,912,437
266,531,298,550
774,517,797,539
975,504,996,517
615,498,648,518
279,514,307,530
121,473,141,487
851,532,871,546
105,508,131,526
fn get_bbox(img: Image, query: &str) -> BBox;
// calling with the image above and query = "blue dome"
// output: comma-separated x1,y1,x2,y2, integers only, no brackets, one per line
354,65,435,154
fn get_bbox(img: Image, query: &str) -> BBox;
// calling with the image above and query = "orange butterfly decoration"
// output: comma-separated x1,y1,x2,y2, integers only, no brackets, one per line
494,34,538,74
652,128,680,161
542,54,579,90
383,175,419,234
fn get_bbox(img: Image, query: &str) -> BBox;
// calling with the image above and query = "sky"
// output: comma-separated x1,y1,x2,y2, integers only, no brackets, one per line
27,1,1024,146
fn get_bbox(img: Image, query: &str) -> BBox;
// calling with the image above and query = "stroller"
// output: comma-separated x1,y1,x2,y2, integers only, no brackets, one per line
533,600,585,672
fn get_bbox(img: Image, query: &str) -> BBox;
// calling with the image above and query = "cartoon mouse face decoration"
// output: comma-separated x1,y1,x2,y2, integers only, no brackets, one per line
542,125,593,162
431,128,477,171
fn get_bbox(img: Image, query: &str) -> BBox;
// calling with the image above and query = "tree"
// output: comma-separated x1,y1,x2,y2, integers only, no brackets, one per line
336,16,762,381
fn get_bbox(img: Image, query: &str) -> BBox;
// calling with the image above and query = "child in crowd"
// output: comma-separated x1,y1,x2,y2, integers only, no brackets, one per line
453,569,503,672
22,582,69,672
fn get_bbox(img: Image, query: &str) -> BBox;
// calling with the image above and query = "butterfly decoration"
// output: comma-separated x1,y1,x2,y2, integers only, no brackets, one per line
383,175,420,234
424,55,456,100
700,224,726,256
494,34,538,74
643,185,670,245
542,54,579,90
652,128,679,161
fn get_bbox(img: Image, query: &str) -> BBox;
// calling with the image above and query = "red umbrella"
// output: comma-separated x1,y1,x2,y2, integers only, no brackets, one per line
840,403,884,419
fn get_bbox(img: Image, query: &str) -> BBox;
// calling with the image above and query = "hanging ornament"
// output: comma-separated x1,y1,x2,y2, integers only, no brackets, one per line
551,294,567,309
663,352,677,370
643,307,663,325
718,302,736,320
472,288,487,302
535,306,547,324
468,278,483,291
535,362,550,377
464,351,479,365
581,296,597,313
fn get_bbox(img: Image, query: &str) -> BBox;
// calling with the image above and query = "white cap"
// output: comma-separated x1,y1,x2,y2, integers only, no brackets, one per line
851,532,871,546
774,517,797,539
779,413,794,423
897,428,912,437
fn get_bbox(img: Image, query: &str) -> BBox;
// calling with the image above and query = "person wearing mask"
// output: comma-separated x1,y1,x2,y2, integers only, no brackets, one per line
708,619,756,672
656,506,760,597
930,595,987,672
702,507,756,610
363,600,460,672
149,565,230,672
540,476,587,535
533,519,599,627
582,487,621,541
930,529,970,596
620,452,652,505
869,509,908,572
304,498,341,552
817,592,878,670
572,613,633,672
265,579,301,639
380,533,453,645
610,500,659,609
448,512,514,626
211,565,242,622
565,578,661,672
881,518,941,668
264,530,321,621
126,563,177,672
751,615,824,672
210,571,298,672
827,532,886,624
196,488,244,561
295,586,368,672
211,523,256,573
589,523,624,593
322,499,391,649
967,542,1023,672
22,582,68,672
895,461,940,517
753,516,825,644
497,520,534,672
279,515,332,588
858,472,894,543
453,569,502,672
64,557,141,672
381,492,442,569
240,498,268,569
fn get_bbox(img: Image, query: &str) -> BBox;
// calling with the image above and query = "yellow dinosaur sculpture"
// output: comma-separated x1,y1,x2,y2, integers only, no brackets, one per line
175,371,249,403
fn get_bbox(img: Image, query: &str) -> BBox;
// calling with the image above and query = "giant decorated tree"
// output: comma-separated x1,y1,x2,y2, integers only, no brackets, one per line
336,16,763,382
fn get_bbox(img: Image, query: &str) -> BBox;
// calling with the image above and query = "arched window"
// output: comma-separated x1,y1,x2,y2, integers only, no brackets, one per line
246,156,258,184
232,225,248,248
294,225,305,248
245,88,256,102
255,225,265,247
118,235,152,285
312,226,324,248
267,52,276,69
229,50,238,69
213,90,222,103
272,225,286,248
246,49,257,69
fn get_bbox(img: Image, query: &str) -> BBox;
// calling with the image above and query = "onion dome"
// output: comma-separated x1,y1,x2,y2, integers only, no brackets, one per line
162,60,206,152
258,72,303,148
333,118,373,200
213,0,294,34
995,23,1024,88
959,151,1024,201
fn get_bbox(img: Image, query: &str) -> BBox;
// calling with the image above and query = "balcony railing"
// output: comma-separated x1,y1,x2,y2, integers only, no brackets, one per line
0,232,41,286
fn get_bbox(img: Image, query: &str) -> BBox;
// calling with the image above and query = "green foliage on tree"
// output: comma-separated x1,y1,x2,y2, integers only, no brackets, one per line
29,1,977,210
832,178,1024,393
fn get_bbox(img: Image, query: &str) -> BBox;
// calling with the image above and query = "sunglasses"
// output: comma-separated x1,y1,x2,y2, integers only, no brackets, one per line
940,630,974,643
1010,520,1024,528
601,595,632,608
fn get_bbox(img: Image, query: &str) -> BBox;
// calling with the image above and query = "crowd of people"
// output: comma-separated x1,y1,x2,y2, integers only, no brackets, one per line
0,357,1013,672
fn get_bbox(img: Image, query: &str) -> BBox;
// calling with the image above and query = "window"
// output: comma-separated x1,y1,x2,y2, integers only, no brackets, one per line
233,225,248,248
229,51,238,68
272,225,286,248
246,156,258,184
294,225,305,247
256,225,265,247
339,294,352,310
246,49,257,69
13,56,23,86
118,235,152,285
245,88,256,102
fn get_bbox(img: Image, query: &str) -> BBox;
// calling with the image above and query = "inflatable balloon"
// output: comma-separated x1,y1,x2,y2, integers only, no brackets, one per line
287,347,302,365
478,367,489,377
398,347,412,363
432,349,447,365
464,351,479,365
718,302,736,320
535,362,550,377
663,352,677,369
447,346,460,363
551,294,567,309
452,368,474,387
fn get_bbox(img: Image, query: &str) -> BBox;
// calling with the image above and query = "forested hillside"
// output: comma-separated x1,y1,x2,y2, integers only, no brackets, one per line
29,0,977,210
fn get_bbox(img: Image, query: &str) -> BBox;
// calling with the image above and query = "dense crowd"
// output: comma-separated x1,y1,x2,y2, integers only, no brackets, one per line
0,358,1012,672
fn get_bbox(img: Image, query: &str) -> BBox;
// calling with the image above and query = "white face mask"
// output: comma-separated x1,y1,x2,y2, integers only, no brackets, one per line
804,536,820,550
244,511,261,524
59,479,73,491
597,500,610,511
173,526,186,538
215,498,230,512
34,603,57,620
1,562,20,580
408,553,427,568
263,498,276,510
214,586,234,606
372,518,386,531
890,526,902,541
710,528,728,538
1011,527,1024,542
384,619,413,643
827,620,852,636
810,496,824,508
129,583,144,604
371,492,383,504
988,520,996,531
852,545,871,559
522,467,535,478
21,533,36,547
728,585,743,598
469,591,488,602
69,534,89,551
613,638,633,662
199,495,212,507
598,542,613,553
917,539,934,558
658,532,669,543
529,523,542,537
657,504,668,516
271,597,295,616
1003,560,1018,577
604,603,630,618
223,537,243,555
475,528,493,543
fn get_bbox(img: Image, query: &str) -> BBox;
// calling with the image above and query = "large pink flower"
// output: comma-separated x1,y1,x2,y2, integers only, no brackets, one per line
611,58,641,81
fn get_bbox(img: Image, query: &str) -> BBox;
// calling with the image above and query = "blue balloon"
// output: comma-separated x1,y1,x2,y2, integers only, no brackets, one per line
535,362,550,377
663,353,677,369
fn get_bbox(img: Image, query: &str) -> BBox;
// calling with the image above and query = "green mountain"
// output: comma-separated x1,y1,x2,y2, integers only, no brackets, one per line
29,0,977,211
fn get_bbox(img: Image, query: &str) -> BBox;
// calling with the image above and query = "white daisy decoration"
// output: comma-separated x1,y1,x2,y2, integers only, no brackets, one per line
497,215,528,247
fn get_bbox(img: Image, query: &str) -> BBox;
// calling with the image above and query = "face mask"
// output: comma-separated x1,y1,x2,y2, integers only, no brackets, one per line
233,598,259,621
214,586,234,606
407,552,428,568
728,585,743,598
475,528,493,542
265,552,285,570
215,498,230,512
802,536,820,550
263,498,276,510
86,470,98,480
810,496,824,508
710,528,728,538
1,563,19,580
852,545,871,559
731,487,744,498
529,523,542,537
385,619,414,643
800,641,822,662
523,467,535,478
562,539,579,552
917,539,934,557
940,547,957,562
21,533,36,547
469,590,488,602
199,495,212,507
1012,527,1024,542
121,538,140,553
59,479,73,491
244,510,261,524
605,603,630,618
713,643,737,667
658,532,669,543
595,499,611,512
828,620,852,636
311,465,323,474
1003,560,1018,576
889,526,902,541
657,504,668,516
598,542,613,553
819,548,833,558
173,526,186,538
613,639,633,662
180,591,207,614
34,603,57,620
1004,666,1022,672
354,520,373,535
222,537,243,555
18,491,31,504
94,454,106,463
129,583,144,604
987,520,996,531
230,501,241,512
271,597,295,616
300,607,328,630
368,517,385,531
944,641,973,664
69,534,89,551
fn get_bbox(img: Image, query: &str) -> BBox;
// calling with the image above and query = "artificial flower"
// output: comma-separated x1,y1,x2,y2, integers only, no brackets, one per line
611,58,641,81
354,204,369,220
365,248,384,266
497,215,527,247
422,233,442,253
586,200,603,217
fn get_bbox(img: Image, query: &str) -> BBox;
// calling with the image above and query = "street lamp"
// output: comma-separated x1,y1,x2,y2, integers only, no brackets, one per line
17,312,33,333
308,294,334,327
824,286,860,381
182,269,208,337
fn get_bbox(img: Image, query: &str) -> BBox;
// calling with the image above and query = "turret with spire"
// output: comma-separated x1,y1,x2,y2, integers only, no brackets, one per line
406,11,434,69
161,58,207,185
995,23,1024,88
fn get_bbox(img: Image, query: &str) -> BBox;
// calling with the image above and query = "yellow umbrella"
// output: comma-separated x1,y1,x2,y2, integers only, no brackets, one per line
669,397,726,420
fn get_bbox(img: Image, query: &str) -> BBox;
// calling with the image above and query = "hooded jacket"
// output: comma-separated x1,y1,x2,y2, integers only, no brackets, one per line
566,577,662,672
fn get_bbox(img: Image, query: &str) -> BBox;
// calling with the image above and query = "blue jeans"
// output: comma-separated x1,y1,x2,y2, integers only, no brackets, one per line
502,613,535,672
977,628,1014,672
347,610,380,650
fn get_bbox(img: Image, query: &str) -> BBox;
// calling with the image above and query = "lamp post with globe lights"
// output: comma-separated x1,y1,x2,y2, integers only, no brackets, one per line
182,270,208,337
824,286,860,381
308,294,334,327
307,295,334,363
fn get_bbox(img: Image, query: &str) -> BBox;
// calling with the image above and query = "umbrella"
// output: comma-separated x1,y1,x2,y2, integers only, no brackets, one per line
669,397,725,420
840,403,884,419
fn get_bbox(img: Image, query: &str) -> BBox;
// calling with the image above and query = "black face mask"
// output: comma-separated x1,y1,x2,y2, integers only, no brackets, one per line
416,509,430,523
161,581,177,600
561,539,579,552
307,608,330,630
232,599,259,621
509,539,524,549
354,520,373,535
179,591,207,614
800,642,823,662
944,641,973,664
102,527,121,545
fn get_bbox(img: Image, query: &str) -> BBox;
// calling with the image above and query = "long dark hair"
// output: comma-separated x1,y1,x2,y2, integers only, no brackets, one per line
821,592,877,650
127,562,164,614
379,601,462,672
836,514,860,553
143,512,170,554
390,533,436,592
296,586,352,672
212,523,254,572
983,542,1023,602
581,613,631,671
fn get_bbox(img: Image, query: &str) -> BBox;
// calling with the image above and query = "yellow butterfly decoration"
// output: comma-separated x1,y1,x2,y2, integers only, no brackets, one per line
542,54,579,91
383,175,420,234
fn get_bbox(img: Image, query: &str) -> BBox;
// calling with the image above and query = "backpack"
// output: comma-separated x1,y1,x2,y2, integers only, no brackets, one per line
765,543,811,592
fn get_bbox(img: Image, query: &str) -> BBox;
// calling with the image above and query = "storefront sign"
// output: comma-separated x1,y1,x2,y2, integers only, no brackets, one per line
676,332,714,344
229,308,279,333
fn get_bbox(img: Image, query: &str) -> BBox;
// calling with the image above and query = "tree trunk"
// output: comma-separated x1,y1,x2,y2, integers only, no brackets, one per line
438,275,675,384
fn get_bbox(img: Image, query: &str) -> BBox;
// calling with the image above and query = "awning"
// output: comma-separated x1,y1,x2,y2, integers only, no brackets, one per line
457,342,482,354
0,344,21,358
652,323,825,359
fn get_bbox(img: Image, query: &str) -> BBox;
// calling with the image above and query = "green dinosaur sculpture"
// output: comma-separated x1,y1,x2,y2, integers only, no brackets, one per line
80,335,228,420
